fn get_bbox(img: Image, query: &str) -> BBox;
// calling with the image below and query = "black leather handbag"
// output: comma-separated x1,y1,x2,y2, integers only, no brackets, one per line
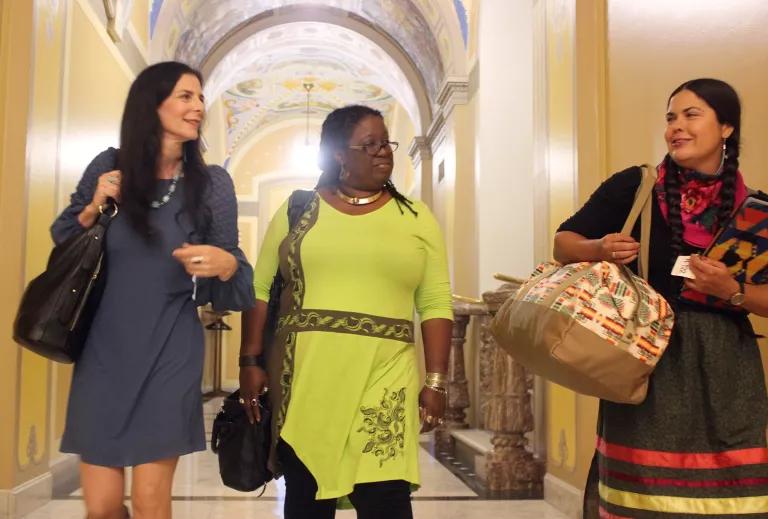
211,390,273,492
13,204,116,363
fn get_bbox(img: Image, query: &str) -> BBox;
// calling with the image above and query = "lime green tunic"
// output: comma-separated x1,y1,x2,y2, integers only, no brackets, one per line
253,193,452,500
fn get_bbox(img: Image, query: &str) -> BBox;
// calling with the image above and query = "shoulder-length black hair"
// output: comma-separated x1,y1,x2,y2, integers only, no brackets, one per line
663,78,741,259
316,104,416,215
118,61,210,239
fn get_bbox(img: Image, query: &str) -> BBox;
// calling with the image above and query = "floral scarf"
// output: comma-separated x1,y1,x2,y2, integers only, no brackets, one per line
654,161,747,309
654,161,747,249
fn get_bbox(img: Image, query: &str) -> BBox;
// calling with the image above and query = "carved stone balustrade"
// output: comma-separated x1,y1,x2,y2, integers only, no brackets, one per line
481,282,544,496
434,299,487,453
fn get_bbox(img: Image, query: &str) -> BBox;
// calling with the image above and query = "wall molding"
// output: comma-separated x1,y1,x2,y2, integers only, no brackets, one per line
408,136,432,168
0,472,51,519
544,472,582,519
435,75,469,119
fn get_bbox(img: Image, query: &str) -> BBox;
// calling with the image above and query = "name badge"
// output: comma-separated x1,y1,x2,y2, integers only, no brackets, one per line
671,255,696,279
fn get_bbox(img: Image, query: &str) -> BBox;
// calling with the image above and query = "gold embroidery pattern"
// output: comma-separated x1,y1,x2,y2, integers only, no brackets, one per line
358,387,406,466
277,194,319,432
278,309,414,343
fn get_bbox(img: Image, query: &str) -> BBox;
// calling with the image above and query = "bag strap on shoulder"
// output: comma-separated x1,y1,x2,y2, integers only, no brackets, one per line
620,165,656,280
286,190,315,230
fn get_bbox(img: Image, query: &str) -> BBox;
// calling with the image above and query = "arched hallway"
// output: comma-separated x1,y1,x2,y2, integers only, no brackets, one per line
2,1,768,518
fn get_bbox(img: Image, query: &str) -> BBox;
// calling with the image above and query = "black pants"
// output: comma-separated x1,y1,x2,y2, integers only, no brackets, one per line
277,439,413,519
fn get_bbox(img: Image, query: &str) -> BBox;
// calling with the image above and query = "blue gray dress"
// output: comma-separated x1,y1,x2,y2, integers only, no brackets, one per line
51,148,254,467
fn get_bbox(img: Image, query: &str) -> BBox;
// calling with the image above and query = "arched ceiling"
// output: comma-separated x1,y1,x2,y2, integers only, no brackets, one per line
220,35,397,157
151,0,468,102
149,0,468,162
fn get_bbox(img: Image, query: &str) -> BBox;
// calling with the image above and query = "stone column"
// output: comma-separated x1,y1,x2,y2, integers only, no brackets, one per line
481,282,544,496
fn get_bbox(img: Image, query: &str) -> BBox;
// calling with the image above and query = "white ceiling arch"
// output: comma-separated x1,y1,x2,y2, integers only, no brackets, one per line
203,14,426,132
150,0,468,106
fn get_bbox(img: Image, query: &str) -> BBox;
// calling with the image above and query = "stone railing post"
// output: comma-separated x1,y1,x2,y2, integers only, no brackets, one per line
434,299,486,454
481,282,544,496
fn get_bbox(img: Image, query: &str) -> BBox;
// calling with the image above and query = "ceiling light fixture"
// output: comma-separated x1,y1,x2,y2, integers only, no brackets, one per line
303,81,314,145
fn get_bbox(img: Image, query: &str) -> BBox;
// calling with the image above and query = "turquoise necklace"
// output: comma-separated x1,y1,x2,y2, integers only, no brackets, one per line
151,164,183,209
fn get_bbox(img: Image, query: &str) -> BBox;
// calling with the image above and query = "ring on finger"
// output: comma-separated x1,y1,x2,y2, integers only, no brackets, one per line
260,386,269,395
238,397,245,405
611,251,616,259
191,256,204,264
250,398,258,407
426,415,434,424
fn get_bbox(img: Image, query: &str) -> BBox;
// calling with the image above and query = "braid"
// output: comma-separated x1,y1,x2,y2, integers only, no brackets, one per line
716,138,739,229
385,180,418,216
664,154,685,264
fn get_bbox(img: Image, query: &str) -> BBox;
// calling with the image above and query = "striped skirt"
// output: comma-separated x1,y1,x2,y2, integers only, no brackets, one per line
584,308,768,518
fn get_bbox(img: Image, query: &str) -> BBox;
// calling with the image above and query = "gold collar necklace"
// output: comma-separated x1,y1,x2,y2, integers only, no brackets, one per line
335,188,384,206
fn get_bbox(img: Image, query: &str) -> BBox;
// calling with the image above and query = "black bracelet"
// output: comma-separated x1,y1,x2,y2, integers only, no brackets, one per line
239,355,261,367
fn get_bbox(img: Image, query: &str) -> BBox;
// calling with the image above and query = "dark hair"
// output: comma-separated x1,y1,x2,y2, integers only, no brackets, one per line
316,104,417,216
118,61,210,239
663,78,741,259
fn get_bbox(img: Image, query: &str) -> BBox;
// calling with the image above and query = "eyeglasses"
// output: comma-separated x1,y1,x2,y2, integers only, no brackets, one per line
348,140,399,156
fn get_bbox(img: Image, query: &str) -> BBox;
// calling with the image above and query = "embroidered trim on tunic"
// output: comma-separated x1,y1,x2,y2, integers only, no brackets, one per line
358,387,406,467
278,309,414,343
277,194,320,432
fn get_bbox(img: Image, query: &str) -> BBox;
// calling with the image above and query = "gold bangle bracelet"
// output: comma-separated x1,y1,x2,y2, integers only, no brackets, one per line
424,385,447,395
425,372,447,387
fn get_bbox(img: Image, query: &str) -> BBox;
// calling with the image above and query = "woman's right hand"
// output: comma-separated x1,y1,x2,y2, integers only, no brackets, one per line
239,366,268,424
90,170,122,209
597,232,640,264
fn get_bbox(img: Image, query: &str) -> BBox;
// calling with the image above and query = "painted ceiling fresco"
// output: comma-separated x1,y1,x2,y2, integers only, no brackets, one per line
221,53,395,158
206,22,414,155
149,1,468,161
151,0,462,102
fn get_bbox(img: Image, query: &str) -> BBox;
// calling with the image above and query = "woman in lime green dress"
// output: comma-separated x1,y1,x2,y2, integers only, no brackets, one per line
239,105,453,518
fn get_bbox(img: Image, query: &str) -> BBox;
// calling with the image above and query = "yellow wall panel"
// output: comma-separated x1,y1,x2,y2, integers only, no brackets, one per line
0,0,33,489
18,0,133,473
543,0,580,485
59,0,131,201
16,0,68,474
547,384,577,471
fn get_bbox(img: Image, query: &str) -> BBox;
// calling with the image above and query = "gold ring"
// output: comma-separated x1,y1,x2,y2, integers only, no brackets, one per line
191,256,204,264
238,397,245,405
426,415,434,424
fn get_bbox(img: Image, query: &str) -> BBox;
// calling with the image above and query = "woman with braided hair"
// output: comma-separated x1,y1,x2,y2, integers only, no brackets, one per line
555,78,768,517
240,105,453,518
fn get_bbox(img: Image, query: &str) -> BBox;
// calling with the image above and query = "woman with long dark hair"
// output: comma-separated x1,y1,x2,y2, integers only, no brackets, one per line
51,61,254,519
239,105,453,518
555,78,768,517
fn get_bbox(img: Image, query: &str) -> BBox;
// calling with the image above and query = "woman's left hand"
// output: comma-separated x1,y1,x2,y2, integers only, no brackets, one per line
419,386,446,433
684,254,739,300
172,243,238,281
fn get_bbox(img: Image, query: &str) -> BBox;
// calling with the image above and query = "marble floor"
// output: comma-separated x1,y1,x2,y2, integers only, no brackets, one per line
23,400,567,519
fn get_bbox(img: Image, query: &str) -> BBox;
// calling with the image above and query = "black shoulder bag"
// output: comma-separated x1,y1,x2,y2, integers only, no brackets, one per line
13,204,117,363
211,189,314,493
